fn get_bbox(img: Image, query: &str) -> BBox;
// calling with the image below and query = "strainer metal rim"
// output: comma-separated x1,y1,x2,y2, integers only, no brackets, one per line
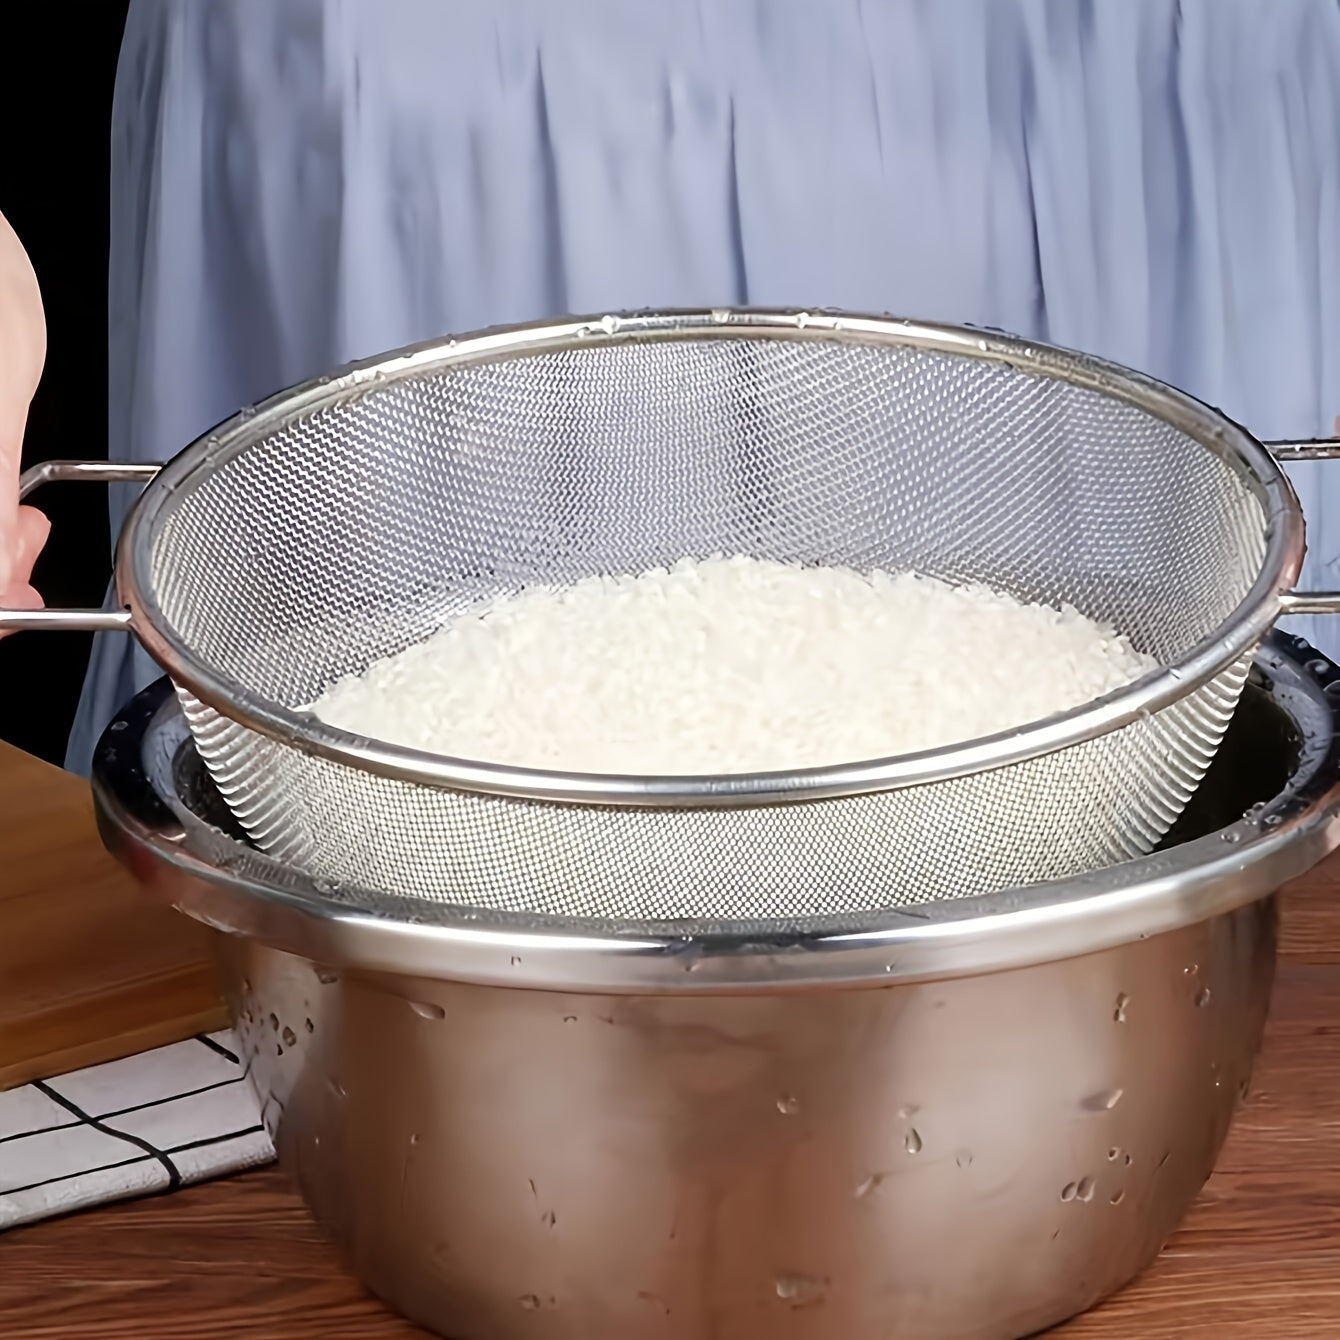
115,308,1304,809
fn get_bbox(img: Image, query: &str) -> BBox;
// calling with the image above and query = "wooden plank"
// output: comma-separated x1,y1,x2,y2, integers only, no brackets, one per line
0,737,228,1089
1277,868,1340,963
0,1171,428,1339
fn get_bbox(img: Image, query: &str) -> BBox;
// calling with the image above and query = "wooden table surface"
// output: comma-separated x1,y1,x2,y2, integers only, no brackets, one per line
3,772,1340,1335
0,738,226,1090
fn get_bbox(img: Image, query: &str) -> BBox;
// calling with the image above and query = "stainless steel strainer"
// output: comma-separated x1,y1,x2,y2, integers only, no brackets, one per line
9,310,1340,924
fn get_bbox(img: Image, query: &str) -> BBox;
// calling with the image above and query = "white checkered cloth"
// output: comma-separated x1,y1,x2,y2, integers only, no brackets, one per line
0,1030,274,1231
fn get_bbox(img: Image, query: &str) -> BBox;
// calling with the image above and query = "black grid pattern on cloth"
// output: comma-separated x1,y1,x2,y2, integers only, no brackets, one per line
0,1033,270,1220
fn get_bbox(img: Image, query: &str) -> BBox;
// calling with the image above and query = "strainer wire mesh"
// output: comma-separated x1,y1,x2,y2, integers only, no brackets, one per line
123,315,1278,928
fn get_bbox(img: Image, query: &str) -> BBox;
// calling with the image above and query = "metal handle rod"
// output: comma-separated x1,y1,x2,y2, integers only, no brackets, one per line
0,606,135,632
1264,439,1340,463
0,458,161,633
19,459,161,503
1267,439,1340,616
1279,592,1340,615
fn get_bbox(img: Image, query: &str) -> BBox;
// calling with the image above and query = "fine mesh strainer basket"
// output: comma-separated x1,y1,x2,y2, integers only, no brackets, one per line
9,310,1340,924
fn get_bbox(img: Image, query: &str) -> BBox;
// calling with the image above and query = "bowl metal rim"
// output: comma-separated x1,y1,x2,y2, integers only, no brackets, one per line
92,638,1340,993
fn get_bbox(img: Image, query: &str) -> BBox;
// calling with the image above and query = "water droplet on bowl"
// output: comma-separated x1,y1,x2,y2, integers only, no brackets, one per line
281,1026,296,1048
776,1094,800,1116
518,1294,541,1311
410,1001,445,1021
955,1150,973,1169
854,1173,886,1199
1110,1188,1126,1205
1108,1147,1120,1161
904,1128,923,1155
1195,987,1212,1008
1114,993,1130,1023
1083,1087,1124,1112
775,1273,826,1307
1077,1177,1095,1203
1061,1182,1079,1203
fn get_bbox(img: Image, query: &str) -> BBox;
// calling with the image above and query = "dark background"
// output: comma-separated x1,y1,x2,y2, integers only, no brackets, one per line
0,3,131,763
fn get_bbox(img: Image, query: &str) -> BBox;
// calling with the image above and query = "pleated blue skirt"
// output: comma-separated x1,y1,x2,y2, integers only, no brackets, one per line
67,0,1340,773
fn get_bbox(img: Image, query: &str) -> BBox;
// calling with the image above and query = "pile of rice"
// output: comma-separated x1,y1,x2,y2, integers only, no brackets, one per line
311,555,1154,774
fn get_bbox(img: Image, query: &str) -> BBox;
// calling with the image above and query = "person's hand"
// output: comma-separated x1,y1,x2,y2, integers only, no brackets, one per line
0,209,49,620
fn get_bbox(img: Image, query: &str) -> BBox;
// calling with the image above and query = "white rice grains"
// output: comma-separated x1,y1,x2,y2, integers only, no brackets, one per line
310,555,1155,775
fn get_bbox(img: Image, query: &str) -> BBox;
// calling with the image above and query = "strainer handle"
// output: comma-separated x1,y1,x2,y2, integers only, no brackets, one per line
17,458,161,501
1267,439,1340,616
1267,439,1340,463
0,459,161,632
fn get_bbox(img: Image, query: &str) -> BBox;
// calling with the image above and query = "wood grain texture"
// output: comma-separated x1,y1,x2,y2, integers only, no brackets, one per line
4,870,1340,1336
0,738,228,1090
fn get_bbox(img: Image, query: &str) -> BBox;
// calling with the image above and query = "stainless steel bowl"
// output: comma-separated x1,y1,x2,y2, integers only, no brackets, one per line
92,634,1340,1340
